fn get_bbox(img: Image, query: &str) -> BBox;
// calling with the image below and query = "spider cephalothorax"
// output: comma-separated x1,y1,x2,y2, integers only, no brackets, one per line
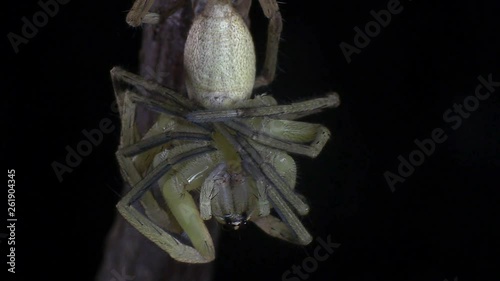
112,0,340,263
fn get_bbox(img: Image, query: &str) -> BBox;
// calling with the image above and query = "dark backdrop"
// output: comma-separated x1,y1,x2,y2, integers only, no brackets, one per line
3,1,499,281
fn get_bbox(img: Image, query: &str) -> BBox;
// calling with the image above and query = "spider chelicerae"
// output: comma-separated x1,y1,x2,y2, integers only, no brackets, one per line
112,0,341,263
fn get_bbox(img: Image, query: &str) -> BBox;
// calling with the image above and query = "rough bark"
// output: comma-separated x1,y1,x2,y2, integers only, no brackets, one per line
96,1,252,281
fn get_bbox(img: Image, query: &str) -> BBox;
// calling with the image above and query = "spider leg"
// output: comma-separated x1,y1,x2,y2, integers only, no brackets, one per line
254,0,282,89
223,118,330,158
243,162,271,217
215,125,311,244
252,213,303,244
185,92,340,122
125,0,188,27
134,117,213,229
236,140,312,244
120,131,212,157
239,138,297,192
232,94,325,126
126,0,158,26
117,144,221,263
234,94,278,108
117,126,213,196
154,148,223,262
247,140,297,189
118,142,214,243
265,188,312,245
127,144,215,205
236,136,309,216
113,64,224,262
117,194,210,263
244,117,325,145
111,67,211,133
113,82,180,229
242,139,312,244
139,187,183,232
113,82,213,195
112,65,212,181
114,90,143,185
199,163,227,220
244,159,309,245
111,67,198,113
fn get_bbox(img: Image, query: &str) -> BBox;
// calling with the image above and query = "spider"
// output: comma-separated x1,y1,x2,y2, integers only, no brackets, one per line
111,0,341,263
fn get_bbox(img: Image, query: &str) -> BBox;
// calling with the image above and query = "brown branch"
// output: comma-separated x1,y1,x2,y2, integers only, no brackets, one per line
96,1,252,281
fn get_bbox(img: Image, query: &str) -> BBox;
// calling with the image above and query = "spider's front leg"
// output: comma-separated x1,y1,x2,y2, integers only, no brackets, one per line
112,67,220,263
254,0,282,89
215,126,313,245
112,93,209,262
186,93,341,122
241,139,313,244
242,141,314,245
186,93,340,158
116,141,222,263
152,145,224,262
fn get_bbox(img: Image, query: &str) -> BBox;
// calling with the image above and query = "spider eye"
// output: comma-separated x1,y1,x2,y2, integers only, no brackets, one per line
221,213,248,231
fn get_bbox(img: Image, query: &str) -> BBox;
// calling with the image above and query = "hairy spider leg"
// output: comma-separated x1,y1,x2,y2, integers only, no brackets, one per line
126,0,185,26
235,135,309,215
254,0,282,89
185,93,341,122
113,67,223,263
223,118,332,158
116,142,220,263
216,125,312,244
199,163,227,220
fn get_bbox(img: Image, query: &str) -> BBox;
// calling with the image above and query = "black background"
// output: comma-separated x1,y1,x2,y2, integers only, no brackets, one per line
3,0,499,281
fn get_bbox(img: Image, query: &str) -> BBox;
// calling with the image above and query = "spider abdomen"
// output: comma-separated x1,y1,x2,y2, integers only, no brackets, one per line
184,0,256,109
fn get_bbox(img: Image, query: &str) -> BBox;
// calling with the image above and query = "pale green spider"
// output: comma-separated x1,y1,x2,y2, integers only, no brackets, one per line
112,0,340,263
